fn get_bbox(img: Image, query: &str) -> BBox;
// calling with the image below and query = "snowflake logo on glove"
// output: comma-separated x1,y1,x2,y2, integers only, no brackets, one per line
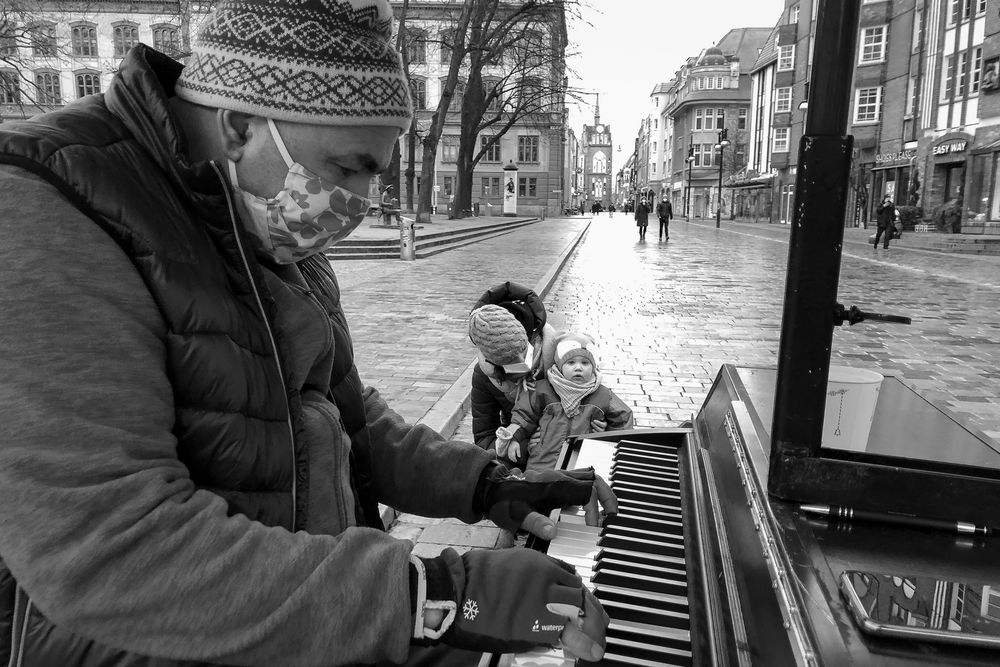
463,598,480,621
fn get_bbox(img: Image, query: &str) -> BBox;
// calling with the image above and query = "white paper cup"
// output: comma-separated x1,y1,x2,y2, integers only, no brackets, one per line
822,366,884,451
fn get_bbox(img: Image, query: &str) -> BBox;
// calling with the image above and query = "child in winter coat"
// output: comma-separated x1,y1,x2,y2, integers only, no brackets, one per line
495,332,633,472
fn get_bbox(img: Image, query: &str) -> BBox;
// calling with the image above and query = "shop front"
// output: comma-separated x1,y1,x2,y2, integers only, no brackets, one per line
924,133,972,225
966,127,1000,233
870,149,916,209
725,170,775,223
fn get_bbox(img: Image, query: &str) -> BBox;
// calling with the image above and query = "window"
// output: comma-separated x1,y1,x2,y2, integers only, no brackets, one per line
911,11,923,53
738,108,748,129
481,176,500,196
777,44,795,71
971,47,983,93
34,70,61,105
71,23,98,58
651,163,657,175
441,135,458,163
854,86,882,123
481,136,501,162
152,25,180,55
943,54,957,99
715,108,725,129
790,5,800,23
0,23,17,57
410,78,426,110
0,70,20,104
652,141,657,154
654,118,658,130
693,143,715,167
518,135,539,163
518,177,537,197
443,176,454,197
957,51,970,96
406,29,427,64
75,71,101,98
775,87,792,112
441,77,464,110
949,0,974,25
440,29,455,64
773,127,790,152
113,23,140,58
694,108,704,130
30,22,56,57
717,76,724,89
483,79,503,112
859,26,886,64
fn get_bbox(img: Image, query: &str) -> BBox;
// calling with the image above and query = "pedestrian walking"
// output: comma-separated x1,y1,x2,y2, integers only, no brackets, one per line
495,332,633,472
634,198,651,240
608,203,616,215
467,284,558,451
656,195,673,241
0,0,615,664
874,196,896,250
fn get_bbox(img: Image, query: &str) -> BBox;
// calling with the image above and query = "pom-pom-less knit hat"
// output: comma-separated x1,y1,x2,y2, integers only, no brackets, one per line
554,332,599,369
469,305,530,370
175,0,413,130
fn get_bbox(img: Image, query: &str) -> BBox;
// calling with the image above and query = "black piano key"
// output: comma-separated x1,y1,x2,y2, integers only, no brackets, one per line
610,470,678,490
597,546,686,570
602,522,685,548
607,622,693,652
612,485,681,507
596,554,687,581
594,596,687,632
595,585,690,619
607,512,684,536
592,565,688,598
614,499,683,523
598,532,685,558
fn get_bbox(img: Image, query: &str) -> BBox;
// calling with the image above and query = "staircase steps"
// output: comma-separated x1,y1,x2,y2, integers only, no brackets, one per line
325,218,542,260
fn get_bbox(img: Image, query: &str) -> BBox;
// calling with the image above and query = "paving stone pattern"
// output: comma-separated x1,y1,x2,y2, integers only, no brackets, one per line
543,216,1000,443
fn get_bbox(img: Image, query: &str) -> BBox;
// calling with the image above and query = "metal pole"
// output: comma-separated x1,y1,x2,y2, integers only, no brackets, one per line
716,139,723,228
685,144,693,220
768,0,862,497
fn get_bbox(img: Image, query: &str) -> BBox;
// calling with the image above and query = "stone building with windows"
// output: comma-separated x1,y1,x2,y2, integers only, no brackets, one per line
580,103,612,211
749,0,998,233
0,1,204,122
395,1,568,218
665,27,772,220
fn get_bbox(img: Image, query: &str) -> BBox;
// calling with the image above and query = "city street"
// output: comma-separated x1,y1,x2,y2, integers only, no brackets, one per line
336,213,1000,443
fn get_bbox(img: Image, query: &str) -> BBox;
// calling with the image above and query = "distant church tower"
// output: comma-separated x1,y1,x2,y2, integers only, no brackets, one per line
582,96,612,209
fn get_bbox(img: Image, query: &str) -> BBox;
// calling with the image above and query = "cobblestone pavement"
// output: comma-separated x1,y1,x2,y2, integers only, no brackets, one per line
332,218,589,423
543,214,1000,442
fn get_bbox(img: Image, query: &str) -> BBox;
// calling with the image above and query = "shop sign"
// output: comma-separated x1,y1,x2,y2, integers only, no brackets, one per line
932,140,967,156
875,150,916,163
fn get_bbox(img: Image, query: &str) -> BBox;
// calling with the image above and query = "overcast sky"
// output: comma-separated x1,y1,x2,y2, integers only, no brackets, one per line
565,0,785,154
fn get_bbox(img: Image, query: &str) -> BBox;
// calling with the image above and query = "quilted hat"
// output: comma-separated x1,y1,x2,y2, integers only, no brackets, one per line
175,0,413,130
554,332,598,369
469,305,530,372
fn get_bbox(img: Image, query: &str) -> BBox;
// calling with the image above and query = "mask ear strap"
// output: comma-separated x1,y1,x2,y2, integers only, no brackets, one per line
266,118,295,168
227,159,240,188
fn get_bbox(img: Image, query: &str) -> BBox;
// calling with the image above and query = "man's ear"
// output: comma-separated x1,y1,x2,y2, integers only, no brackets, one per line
217,109,255,161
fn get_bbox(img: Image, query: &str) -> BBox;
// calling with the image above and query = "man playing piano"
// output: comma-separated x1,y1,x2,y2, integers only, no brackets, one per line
0,0,615,664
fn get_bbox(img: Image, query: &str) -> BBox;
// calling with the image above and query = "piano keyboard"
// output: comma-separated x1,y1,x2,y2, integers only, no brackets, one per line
496,437,693,667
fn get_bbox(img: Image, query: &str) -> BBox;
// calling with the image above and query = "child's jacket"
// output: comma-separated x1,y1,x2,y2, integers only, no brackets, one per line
507,380,633,471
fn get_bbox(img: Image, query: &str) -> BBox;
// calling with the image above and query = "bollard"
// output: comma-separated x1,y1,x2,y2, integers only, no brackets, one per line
400,216,415,261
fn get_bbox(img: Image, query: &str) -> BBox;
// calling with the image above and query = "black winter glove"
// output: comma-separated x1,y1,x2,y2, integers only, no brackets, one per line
417,547,587,653
474,462,596,532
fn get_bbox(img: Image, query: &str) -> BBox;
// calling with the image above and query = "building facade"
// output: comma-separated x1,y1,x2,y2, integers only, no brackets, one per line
0,1,201,123
580,104,612,211
666,28,772,219
396,1,568,218
752,0,999,234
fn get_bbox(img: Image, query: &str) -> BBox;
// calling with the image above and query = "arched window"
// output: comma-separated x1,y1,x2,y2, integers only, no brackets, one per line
441,77,465,111
71,22,98,58
0,22,18,57
439,28,456,64
409,77,426,109
34,69,61,105
75,70,101,99
151,24,181,56
113,22,140,58
592,151,607,174
482,77,503,113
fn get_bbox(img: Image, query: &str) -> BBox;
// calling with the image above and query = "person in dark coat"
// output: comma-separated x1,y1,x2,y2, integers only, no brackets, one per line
634,198,651,240
656,195,673,241
874,196,896,250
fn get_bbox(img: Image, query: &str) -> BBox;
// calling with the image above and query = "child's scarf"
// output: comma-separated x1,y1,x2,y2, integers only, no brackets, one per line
547,364,601,418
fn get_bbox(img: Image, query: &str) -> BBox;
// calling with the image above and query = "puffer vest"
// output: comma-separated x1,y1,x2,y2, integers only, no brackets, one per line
0,46,380,666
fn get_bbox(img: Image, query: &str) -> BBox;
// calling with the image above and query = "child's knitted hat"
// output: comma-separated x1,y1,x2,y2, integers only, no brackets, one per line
175,0,413,130
469,305,530,371
554,332,599,369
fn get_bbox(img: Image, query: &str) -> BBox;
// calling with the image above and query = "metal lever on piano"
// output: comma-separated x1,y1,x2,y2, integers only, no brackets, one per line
833,303,912,327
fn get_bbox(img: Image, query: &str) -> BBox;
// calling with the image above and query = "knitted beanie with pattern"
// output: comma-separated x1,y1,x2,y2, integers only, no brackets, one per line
468,305,529,366
554,332,599,370
175,0,413,130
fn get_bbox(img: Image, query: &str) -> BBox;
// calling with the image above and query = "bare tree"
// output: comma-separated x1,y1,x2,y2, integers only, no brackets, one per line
450,0,571,218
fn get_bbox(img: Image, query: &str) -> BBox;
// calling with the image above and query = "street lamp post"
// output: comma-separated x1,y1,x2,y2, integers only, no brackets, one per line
715,128,730,228
685,143,694,220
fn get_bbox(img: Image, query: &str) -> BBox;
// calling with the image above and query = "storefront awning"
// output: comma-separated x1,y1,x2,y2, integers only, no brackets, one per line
726,172,775,189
